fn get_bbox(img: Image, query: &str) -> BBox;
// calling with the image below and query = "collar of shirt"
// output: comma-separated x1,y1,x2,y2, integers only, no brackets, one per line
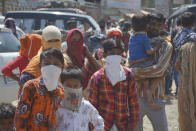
37,77,62,96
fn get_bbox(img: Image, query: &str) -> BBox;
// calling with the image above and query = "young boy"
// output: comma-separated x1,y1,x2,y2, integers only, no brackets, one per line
56,66,104,131
15,48,64,131
0,103,16,131
129,14,162,110
89,39,139,131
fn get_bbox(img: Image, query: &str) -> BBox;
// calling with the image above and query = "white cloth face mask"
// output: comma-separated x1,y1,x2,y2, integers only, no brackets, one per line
105,55,125,86
41,65,61,91
105,55,122,66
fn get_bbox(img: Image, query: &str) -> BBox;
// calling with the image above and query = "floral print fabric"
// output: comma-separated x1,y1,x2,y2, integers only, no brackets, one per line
56,99,104,131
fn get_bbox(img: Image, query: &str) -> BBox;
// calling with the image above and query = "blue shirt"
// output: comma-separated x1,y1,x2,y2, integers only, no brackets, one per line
129,34,152,60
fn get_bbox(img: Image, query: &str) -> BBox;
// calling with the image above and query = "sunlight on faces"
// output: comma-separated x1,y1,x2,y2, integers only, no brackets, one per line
40,55,64,70
63,78,81,89
104,48,123,57
70,32,83,44
42,38,62,50
147,19,160,36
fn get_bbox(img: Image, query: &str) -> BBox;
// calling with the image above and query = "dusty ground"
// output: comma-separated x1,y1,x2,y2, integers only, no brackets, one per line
143,82,179,131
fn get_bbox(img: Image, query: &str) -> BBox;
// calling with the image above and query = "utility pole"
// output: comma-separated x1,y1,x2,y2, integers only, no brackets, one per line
169,0,173,16
1,0,6,15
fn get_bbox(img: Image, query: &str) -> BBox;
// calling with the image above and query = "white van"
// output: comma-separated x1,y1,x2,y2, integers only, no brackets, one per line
0,27,20,102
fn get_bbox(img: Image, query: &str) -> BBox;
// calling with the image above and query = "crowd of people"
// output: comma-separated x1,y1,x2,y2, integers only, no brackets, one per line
0,11,196,131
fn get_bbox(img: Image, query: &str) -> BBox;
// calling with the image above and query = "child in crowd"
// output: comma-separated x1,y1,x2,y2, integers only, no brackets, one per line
0,103,16,131
15,48,64,130
129,14,162,110
56,66,104,131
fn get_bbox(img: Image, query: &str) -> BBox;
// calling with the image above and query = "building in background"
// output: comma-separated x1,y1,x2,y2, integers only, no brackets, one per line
0,0,45,15
101,0,141,21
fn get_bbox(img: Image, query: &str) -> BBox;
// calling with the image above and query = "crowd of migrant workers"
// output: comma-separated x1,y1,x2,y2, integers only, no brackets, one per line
0,11,196,131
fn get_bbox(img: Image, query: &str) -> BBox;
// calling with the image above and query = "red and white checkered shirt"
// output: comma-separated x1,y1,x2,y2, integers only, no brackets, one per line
89,66,139,131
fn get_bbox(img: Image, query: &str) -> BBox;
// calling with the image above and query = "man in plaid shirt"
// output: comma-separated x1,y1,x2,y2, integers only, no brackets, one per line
89,39,139,131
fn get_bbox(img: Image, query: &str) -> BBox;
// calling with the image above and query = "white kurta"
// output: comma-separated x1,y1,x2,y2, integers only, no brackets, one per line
56,99,104,131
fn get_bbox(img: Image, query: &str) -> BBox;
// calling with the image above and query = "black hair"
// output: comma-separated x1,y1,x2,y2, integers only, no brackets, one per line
60,66,83,85
156,13,166,23
103,39,124,53
40,48,64,66
131,14,149,32
0,103,16,119
147,13,161,22
181,12,196,27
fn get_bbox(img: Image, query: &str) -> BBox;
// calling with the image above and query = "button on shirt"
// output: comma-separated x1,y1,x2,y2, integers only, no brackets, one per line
129,34,152,60
56,99,104,131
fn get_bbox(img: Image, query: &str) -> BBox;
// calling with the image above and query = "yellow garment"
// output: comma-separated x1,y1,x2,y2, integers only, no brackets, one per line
178,42,196,131
22,41,64,78
42,41,61,50
22,54,41,78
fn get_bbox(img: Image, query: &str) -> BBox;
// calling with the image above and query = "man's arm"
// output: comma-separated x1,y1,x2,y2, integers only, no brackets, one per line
83,46,101,72
132,41,173,80
146,43,162,55
15,83,34,131
128,73,139,130
175,55,181,72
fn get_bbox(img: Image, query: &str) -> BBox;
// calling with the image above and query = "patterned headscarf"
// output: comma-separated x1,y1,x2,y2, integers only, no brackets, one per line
107,28,123,41
173,28,196,53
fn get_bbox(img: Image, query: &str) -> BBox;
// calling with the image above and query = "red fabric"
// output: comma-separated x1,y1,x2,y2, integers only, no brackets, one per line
66,29,84,68
107,30,123,41
89,67,139,131
1,55,29,76
122,33,130,53
19,34,42,59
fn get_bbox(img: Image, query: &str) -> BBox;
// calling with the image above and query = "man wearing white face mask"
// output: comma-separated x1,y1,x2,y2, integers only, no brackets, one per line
15,48,65,131
56,66,104,131
88,39,139,131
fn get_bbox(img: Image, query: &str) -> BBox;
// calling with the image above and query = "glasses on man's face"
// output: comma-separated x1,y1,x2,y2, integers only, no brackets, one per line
47,39,60,43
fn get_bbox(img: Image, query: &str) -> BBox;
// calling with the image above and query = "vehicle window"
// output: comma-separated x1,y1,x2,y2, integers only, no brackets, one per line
55,20,64,29
83,21,92,33
40,19,56,29
0,32,20,52
77,21,85,32
16,30,23,39
15,19,35,34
